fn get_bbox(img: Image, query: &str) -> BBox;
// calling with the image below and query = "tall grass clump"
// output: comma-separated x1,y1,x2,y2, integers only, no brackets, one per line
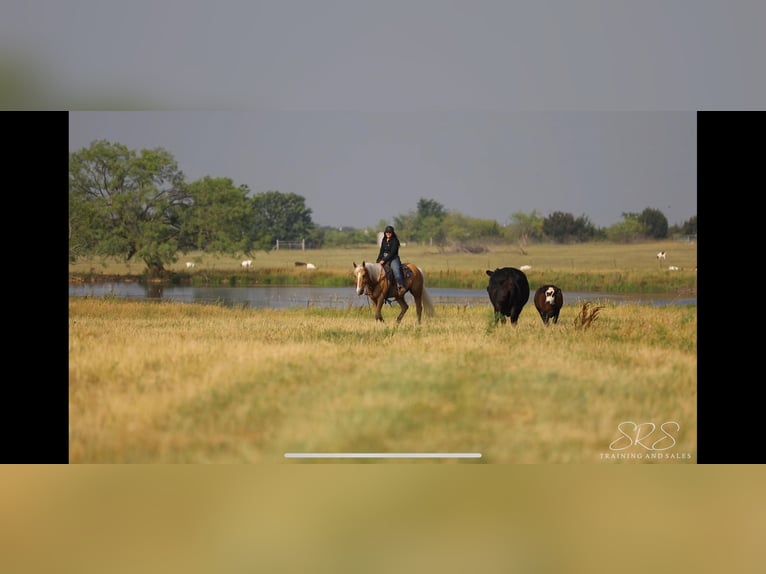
573,302,604,330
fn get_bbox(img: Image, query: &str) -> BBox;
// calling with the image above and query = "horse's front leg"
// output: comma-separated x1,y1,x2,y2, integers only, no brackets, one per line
375,298,385,322
395,298,409,323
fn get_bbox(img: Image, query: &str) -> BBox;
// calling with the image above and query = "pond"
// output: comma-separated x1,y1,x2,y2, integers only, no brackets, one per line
68,283,697,308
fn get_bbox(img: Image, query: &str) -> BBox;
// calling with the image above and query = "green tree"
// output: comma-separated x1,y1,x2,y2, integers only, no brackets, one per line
605,218,644,243
249,191,315,250
441,213,501,242
638,207,669,239
391,214,416,238
573,214,597,241
418,215,446,246
681,215,697,236
416,198,448,221
318,226,375,248
508,210,545,243
178,176,253,254
407,198,448,244
69,172,100,262
69,140,189,274
542,212,596,243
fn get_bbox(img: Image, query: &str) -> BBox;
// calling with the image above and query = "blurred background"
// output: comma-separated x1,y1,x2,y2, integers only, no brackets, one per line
3,1,766,110
1,465,764,574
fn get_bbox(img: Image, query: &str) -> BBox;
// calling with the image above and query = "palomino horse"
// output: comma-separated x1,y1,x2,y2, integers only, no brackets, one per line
353,261,435,324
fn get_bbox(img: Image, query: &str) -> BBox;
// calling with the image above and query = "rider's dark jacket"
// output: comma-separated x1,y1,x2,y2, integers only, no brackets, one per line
377,234,401,265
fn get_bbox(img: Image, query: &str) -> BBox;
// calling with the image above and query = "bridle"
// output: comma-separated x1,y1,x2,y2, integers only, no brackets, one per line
356,264,385,299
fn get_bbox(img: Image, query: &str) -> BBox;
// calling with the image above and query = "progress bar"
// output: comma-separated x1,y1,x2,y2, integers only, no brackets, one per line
284,452,482,459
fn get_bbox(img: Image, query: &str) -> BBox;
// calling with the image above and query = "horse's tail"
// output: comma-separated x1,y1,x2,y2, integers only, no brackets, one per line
418,267,436,317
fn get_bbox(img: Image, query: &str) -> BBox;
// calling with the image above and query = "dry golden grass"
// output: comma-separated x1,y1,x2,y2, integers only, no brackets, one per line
69,239,698,276
69,295,696,463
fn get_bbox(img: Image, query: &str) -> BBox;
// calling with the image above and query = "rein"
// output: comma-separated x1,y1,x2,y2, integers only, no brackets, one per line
362,264,391,300
364,266,384,298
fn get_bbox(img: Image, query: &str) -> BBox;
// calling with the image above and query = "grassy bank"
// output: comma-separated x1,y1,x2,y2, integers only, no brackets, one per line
69,296,697,463
69,240,698,293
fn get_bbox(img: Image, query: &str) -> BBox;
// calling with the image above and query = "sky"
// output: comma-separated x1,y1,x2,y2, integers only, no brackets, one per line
69,110,696,229
4,1,765,110
13,1,761,231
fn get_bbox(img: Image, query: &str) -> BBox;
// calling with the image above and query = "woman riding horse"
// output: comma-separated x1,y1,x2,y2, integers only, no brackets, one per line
377,225,405,296
353,260,435,324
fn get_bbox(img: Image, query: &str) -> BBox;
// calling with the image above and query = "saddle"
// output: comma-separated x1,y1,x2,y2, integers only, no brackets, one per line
381,262,412,298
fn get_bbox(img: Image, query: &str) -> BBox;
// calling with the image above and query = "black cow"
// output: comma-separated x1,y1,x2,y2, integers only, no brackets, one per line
534,284,564,325
485,267,530,325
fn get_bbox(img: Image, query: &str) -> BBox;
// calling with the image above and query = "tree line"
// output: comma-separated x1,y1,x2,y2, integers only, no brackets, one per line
70,140,697,273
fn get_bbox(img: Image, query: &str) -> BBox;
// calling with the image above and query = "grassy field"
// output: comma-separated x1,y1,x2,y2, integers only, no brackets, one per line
68,293,697,463
70,239,698,293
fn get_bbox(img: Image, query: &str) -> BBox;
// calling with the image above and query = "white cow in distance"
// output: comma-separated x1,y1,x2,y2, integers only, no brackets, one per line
185,262,196,269
656,251,666,260
241,260,252,268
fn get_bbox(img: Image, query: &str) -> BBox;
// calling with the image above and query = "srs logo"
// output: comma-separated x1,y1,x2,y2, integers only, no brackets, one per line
608,421,680,451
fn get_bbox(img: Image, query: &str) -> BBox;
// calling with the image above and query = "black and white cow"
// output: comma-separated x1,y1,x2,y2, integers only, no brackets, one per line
533,285,564,325
486,267,530,326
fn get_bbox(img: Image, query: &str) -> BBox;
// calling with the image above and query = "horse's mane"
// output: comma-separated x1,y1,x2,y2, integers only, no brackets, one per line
365,261,384,282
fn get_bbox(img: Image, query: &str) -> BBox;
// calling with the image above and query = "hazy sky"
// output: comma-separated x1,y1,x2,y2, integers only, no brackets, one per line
69,111,696,229
18,1,761,230
41,1,763,232
5,1,766,110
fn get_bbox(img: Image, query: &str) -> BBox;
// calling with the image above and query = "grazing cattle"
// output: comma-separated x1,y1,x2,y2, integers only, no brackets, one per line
306,263,317,270
534,285,564,325
241,260,252,268
485,267,530,325
656,251,666,260
519,265,532,271
185,262,196,269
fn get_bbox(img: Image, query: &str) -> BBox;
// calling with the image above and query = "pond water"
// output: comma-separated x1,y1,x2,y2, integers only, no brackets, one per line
68,283,697,309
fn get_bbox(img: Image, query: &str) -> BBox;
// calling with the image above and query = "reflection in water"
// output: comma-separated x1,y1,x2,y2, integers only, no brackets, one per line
69,283,696,309
146,284,164,299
